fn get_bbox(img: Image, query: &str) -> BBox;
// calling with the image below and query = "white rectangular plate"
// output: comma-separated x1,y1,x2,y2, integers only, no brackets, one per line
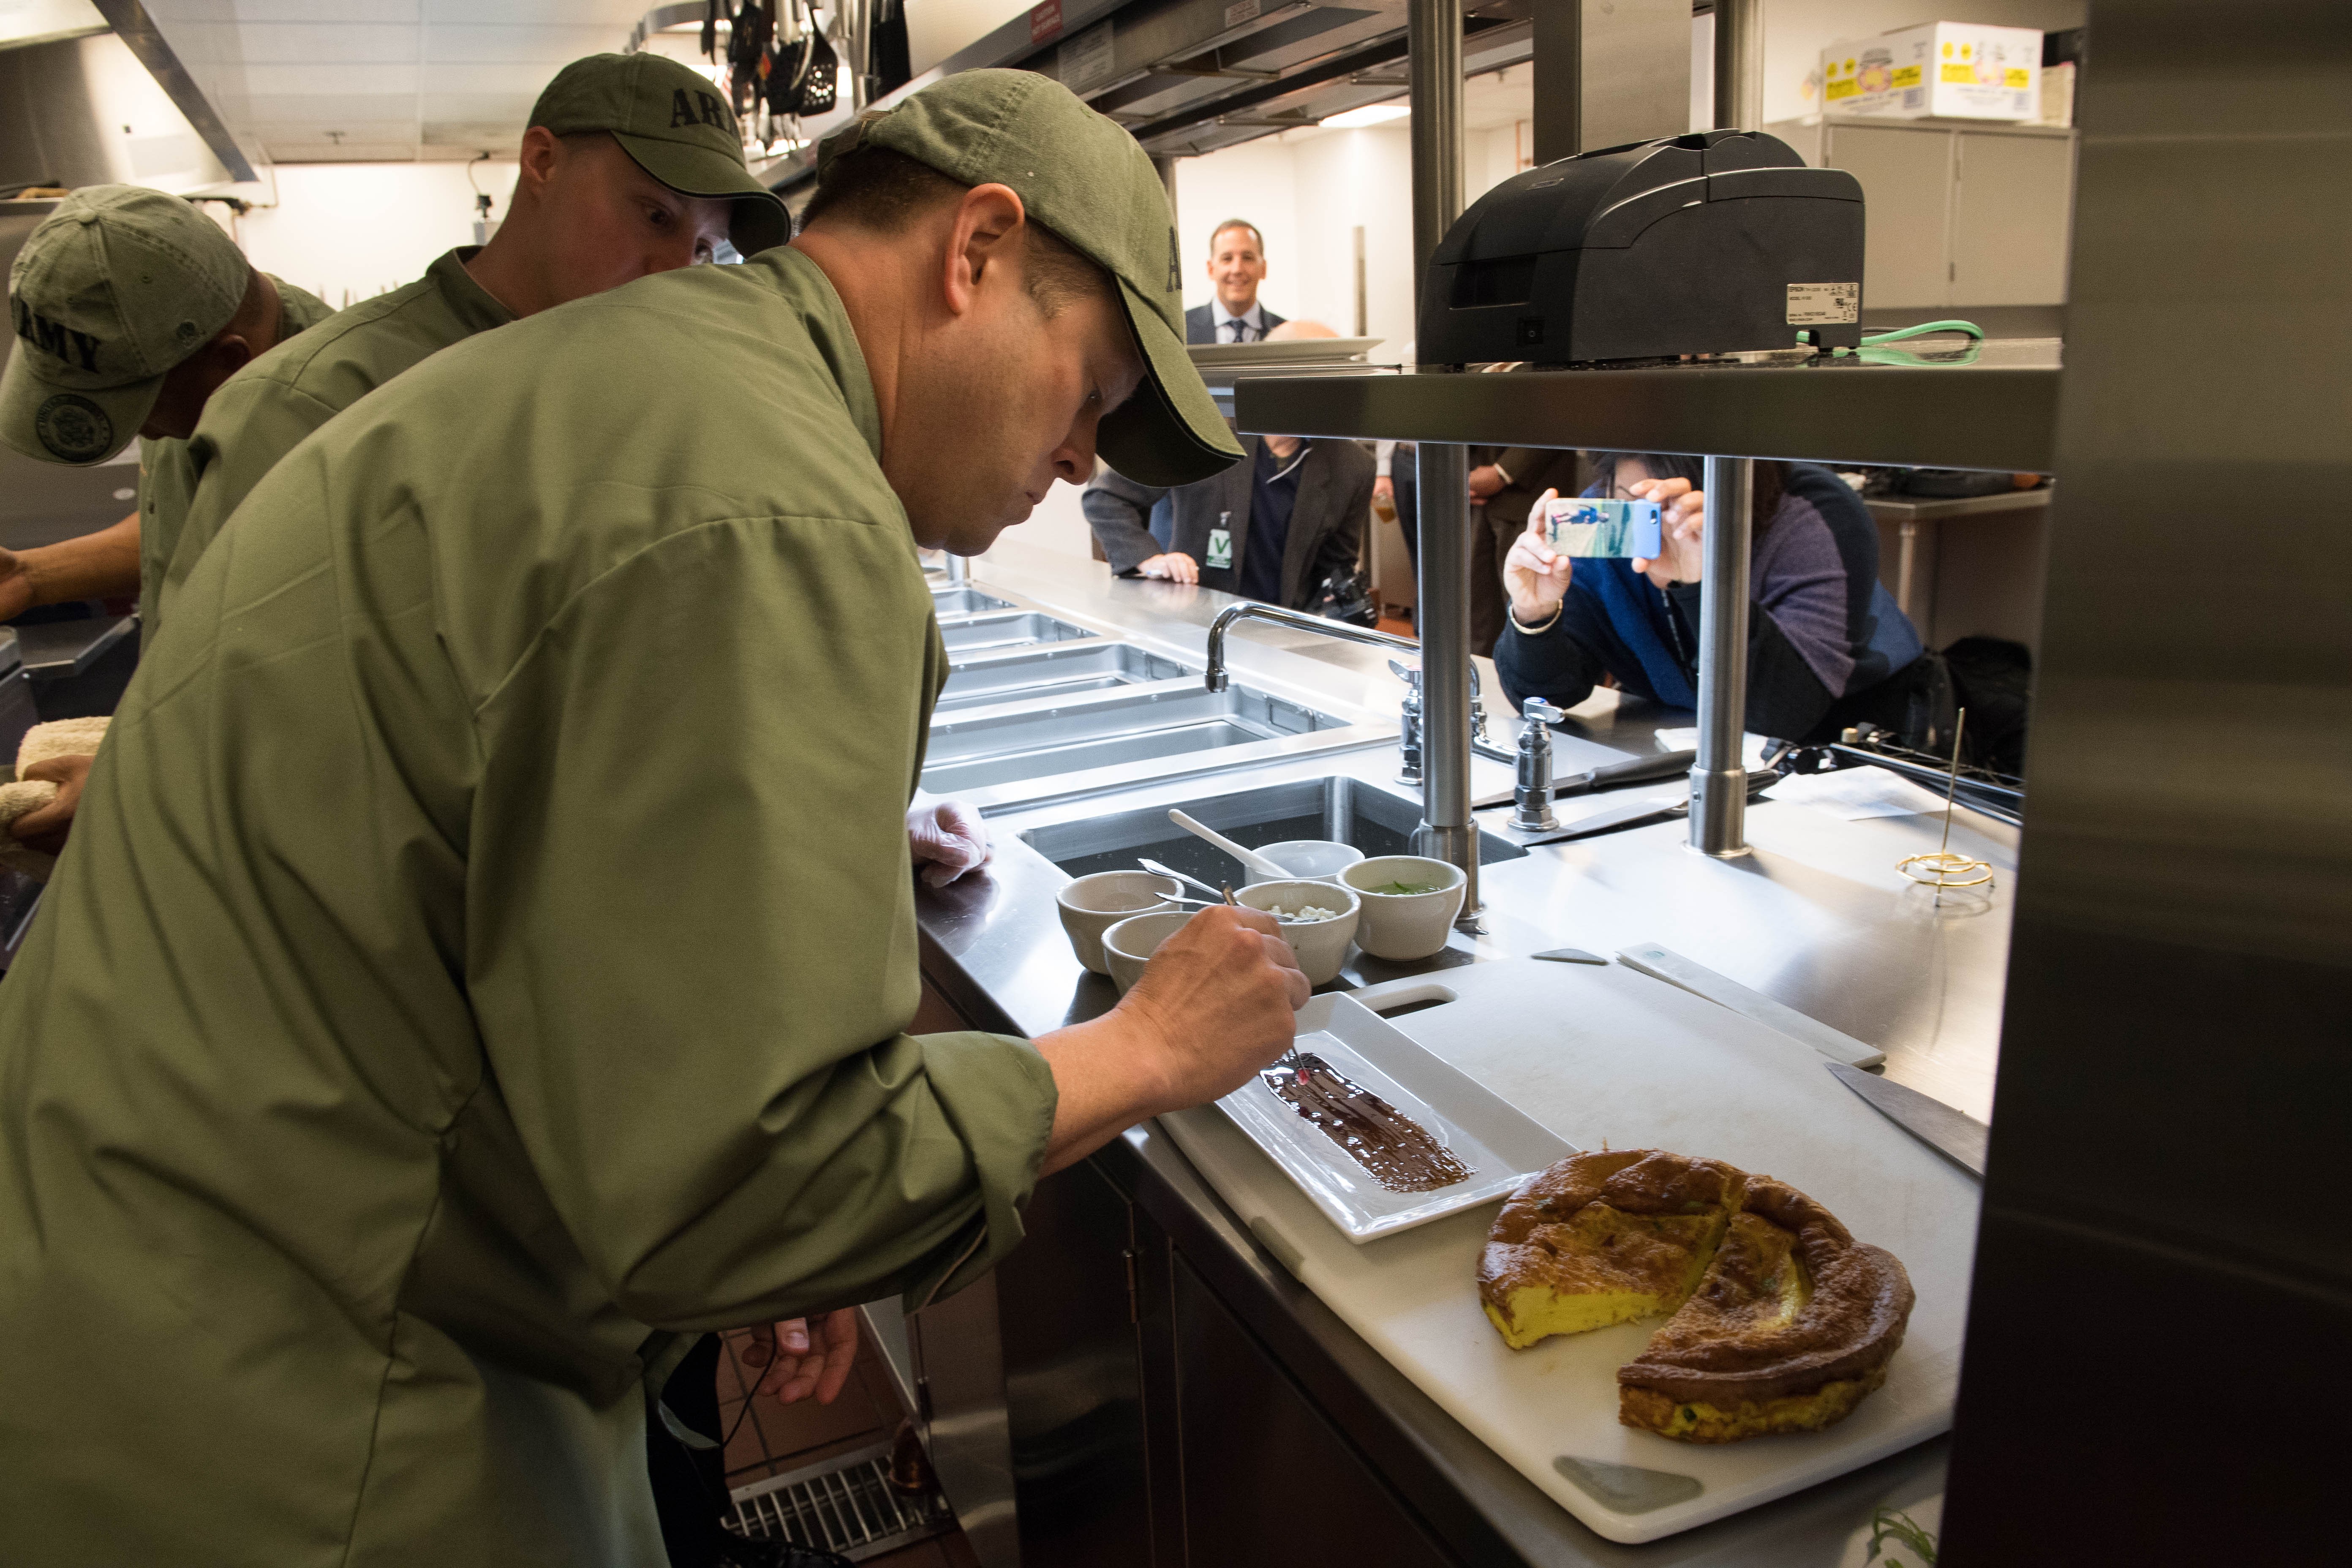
1212,992,1575,1242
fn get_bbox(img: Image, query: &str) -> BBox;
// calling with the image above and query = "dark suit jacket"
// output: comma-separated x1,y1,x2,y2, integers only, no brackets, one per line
1085,434,1370,612
1184,301,1288,345
1473,445,1585,534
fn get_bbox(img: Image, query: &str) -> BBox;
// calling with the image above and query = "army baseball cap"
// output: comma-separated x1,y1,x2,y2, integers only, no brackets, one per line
2,184,250,466
531,52,789,256
818,70,1244,487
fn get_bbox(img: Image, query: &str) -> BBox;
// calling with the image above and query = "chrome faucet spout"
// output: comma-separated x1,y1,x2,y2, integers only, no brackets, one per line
1201,602,1418,695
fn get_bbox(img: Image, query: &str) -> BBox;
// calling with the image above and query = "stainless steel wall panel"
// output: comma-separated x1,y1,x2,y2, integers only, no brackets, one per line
1942,2,2351,1561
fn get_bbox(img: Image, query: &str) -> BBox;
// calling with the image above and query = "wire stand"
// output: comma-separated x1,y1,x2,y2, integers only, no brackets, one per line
1897,708,1995,905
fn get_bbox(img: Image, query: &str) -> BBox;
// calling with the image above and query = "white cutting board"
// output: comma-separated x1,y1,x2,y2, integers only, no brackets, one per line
1157,957,1979,1544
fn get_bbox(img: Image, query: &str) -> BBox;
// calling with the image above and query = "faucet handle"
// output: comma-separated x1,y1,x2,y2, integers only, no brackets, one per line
1387,658,1420,689
1522,697,1564,727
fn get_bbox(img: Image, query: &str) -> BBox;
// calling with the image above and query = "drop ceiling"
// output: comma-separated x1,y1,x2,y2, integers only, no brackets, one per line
142,1,661,165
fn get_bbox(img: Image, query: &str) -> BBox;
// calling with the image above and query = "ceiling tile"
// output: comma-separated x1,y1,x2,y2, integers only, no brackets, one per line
245,93,420,124
423,24,632,63
419,0,646,24
427,62,566,97
416,90,533,123
235,23,418,63
232,0,421,22
243,62,422,95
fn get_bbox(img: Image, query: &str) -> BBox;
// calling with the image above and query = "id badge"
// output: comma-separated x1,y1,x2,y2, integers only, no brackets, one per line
1206,527,1233,570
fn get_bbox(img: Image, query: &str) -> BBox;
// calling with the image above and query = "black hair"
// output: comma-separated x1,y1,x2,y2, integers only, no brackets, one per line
1592,452,1787,539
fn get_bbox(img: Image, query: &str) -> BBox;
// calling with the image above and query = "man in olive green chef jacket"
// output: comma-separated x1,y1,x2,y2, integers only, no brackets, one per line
0,185,331,627
0,68,1304,1568
150,50,792,647
0,185,331,849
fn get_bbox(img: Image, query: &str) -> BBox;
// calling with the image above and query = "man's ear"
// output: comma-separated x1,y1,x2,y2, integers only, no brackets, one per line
514,125,561,200
940,182,1026,318
190,335,255,403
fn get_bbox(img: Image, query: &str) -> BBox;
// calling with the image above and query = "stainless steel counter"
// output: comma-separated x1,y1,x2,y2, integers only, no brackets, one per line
911,537,2011,1563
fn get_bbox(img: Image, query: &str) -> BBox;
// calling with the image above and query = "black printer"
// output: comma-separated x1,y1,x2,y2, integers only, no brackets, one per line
1418,129,1865,367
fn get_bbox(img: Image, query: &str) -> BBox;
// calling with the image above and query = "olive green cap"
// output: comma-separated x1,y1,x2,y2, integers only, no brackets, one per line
1,184,250,466
531,52,790,256
818,70,1243,487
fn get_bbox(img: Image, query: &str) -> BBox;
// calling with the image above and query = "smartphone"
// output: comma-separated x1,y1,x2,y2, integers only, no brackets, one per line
1542,497,1664,559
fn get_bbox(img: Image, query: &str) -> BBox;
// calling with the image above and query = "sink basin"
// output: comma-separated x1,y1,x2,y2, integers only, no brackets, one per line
936,642,1192,712
935,610,1097,654
1018,775,1529,884
929,587,1015,617
921,683,1379,803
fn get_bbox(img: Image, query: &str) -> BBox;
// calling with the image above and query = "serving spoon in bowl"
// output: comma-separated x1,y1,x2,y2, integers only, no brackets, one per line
1137,857,1226,902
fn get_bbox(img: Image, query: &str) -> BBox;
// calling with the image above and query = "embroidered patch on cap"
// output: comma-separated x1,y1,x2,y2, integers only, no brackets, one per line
35,393,114,462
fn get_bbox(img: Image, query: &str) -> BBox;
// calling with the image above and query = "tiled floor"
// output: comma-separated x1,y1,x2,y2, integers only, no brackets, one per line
716,1321,978,1565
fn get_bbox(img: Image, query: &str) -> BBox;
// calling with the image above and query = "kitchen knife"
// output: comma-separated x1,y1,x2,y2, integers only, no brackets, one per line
1616,942,1884,1067
1472,749,1698,811
1499,769,1782,847
1826,1062,1987,1178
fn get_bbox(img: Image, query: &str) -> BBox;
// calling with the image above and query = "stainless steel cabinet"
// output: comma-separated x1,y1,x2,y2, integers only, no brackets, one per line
1769,118,2077,309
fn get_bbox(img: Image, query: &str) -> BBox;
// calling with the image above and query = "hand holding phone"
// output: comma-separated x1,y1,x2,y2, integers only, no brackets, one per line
1541,496,1665,559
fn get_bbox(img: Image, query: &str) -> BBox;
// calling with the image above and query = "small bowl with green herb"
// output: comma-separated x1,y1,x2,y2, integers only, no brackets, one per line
1234,879,1361,986
1341,855,1467,961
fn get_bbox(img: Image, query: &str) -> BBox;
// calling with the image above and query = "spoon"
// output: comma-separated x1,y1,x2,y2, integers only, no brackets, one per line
1168,808,1289,880
1224,881,1308,1071
1137,857,1226,902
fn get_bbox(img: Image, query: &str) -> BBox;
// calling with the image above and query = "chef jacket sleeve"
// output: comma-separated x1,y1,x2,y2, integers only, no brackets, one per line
463,512,1057,1328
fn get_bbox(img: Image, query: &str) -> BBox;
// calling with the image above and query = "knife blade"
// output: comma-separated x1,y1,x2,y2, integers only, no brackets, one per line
1617,942,1883,1067
1471,749,1697,811
1825,1062,1987,1178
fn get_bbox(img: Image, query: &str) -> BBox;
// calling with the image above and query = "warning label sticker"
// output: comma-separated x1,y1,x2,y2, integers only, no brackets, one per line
1787,282,1860,325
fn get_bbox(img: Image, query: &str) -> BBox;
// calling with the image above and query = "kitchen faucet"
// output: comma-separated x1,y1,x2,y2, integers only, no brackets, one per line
1203,602,1489,780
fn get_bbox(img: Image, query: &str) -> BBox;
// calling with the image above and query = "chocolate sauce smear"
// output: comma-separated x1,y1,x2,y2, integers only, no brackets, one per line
1262,1054,1474,1193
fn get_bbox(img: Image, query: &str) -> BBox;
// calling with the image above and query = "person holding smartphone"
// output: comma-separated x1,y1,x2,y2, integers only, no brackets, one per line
1496,452,1935,742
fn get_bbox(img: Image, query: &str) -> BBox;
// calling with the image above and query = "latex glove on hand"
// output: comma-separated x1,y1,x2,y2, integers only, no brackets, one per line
908,798,991,887
1502,488,1571,628
738,1310,861,1407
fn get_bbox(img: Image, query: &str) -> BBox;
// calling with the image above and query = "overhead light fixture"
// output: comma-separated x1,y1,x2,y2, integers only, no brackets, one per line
1320,102,1409,128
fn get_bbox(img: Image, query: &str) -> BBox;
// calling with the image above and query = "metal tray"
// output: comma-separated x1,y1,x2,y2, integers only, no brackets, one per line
1213,993,1573,1243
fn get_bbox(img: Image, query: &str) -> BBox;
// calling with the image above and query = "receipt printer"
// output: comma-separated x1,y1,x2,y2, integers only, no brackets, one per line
1417,129,1865,366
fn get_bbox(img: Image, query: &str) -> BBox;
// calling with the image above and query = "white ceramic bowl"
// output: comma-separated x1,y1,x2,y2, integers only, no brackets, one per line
1102,909,1198,996
1235,879,1362,987
1341,855,1467,961
1242,838,1367,887
1058,871,1180,974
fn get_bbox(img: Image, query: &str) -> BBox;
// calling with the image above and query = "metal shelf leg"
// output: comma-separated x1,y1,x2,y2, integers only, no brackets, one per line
1690,455,1753,856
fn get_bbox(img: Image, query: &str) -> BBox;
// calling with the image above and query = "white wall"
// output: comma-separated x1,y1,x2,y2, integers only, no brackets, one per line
236,161,519,309
1169,120,1533,354
1759,0,2086,123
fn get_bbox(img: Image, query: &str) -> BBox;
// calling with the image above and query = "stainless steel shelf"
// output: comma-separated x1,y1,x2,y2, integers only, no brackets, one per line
1866,486,2053,521
1232,338,2061,473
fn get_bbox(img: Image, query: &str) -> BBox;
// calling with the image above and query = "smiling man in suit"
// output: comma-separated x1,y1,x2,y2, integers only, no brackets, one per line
1182,217,1285,343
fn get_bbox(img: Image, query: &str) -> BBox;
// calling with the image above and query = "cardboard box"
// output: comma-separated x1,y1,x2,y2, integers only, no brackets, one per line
1822,22,2042,122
